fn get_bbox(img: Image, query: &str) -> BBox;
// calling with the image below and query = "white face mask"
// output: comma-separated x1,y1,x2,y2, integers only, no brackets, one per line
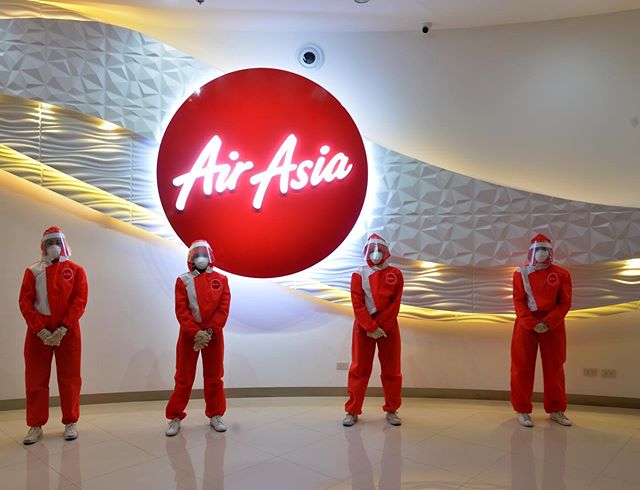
534,249,549,263
47,245,61,260
369,249,383,264
193,256,209,270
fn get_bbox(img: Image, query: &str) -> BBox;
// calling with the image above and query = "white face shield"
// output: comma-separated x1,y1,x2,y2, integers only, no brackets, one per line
41,231,71,262
188,240,215,271
363,234,390,267
529,241,553,267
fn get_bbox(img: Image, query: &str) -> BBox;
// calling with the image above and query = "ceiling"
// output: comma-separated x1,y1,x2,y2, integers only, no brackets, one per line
42,0,640,31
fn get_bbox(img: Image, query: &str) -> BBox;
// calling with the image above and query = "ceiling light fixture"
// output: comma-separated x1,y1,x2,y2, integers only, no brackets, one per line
354,0,370,4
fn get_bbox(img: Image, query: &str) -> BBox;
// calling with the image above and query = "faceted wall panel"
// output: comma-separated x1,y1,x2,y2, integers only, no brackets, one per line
360,144,640,266
0,17,218,141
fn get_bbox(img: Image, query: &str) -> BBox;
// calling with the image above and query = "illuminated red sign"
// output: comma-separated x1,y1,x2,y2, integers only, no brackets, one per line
157,68,368,278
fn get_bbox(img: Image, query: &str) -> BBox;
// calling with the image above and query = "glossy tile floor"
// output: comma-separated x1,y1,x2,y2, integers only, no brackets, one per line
0,397,638,489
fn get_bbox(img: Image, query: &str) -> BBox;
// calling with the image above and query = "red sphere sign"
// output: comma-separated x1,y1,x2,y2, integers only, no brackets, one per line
157,68,368,278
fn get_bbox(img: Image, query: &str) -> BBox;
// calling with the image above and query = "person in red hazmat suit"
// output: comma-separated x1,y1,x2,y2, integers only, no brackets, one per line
18,226,88,445
343,234,404,427
511,233,573,427
166,240,231,436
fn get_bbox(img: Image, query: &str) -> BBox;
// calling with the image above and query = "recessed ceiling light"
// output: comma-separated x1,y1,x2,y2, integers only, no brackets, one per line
354,0,370,4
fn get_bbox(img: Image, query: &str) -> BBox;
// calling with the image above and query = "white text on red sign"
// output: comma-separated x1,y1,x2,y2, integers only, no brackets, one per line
172,134,353,211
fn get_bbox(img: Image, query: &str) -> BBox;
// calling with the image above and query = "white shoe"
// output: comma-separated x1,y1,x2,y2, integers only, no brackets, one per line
63,423,78,441
517,413,534,427
550,411,572,426
386,411,402,426
23,426,43,445
210,415,227,432
165,418,181,437
342,413,358,426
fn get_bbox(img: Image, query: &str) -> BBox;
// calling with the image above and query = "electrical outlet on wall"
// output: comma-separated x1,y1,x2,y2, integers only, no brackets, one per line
583,368,598,377
336,362,350,371
601,369,617,378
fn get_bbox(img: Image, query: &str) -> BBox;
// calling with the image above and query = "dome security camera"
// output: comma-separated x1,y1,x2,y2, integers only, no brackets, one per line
296,44,324,70
421,22,432,34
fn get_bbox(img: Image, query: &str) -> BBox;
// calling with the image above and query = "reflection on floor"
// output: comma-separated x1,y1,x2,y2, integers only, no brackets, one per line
0,397,638,489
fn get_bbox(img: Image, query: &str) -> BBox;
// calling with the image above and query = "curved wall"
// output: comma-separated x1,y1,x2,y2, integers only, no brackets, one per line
0,2,638,403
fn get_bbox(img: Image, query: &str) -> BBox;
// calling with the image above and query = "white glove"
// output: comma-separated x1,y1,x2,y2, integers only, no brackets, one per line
37,329,52,345
534,322,549,334
367,327,387,340
193,329,213,351
45,326,67,346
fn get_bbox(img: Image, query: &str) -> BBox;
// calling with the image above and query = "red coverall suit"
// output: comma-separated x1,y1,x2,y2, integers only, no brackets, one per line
346,234,404,415
511,234,572,414
166,259,231,420
18,227,88,427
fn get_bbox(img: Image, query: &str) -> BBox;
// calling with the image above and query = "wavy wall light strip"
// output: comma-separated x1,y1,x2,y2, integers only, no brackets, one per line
0,144,175,238
301,277,640,324
0,94,163,215
0,0,90,21
280,256,640,313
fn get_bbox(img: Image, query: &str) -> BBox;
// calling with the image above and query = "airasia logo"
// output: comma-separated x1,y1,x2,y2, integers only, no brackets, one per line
173,133,353,211
158,68,368,278
385,272,397,285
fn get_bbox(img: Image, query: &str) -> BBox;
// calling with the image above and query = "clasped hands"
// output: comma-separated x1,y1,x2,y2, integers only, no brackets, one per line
193,328,214,351
367,327,387,340
534,322,549,334
37,326,68,346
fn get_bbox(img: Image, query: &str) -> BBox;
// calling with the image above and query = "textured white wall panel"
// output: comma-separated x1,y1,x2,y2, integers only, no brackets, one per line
0,17,217,141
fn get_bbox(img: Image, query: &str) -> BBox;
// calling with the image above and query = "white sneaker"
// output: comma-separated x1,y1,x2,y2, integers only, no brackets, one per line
23,426,43,445
342,413,358,426
550,411,572,426
63,423,78,441
517,413,534,427
210,415,227,432
165,418,181,437
386,411,402,426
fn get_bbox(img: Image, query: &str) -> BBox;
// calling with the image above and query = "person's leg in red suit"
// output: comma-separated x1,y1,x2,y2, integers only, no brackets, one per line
166,336,199,420
539,327,567,413
510,323,539,413
378,326,402,413
24,333,54,427
202,333,226,418
54,329,82,424
345,325,377,415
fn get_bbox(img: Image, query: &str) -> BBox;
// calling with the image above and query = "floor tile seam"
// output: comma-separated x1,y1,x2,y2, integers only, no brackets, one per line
596,438,640,482
260,455,346,488
389,448,494,480
63,453,172,485
224,429,336,458
216,453,281,482
38,446,161,486
414,431,512,456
